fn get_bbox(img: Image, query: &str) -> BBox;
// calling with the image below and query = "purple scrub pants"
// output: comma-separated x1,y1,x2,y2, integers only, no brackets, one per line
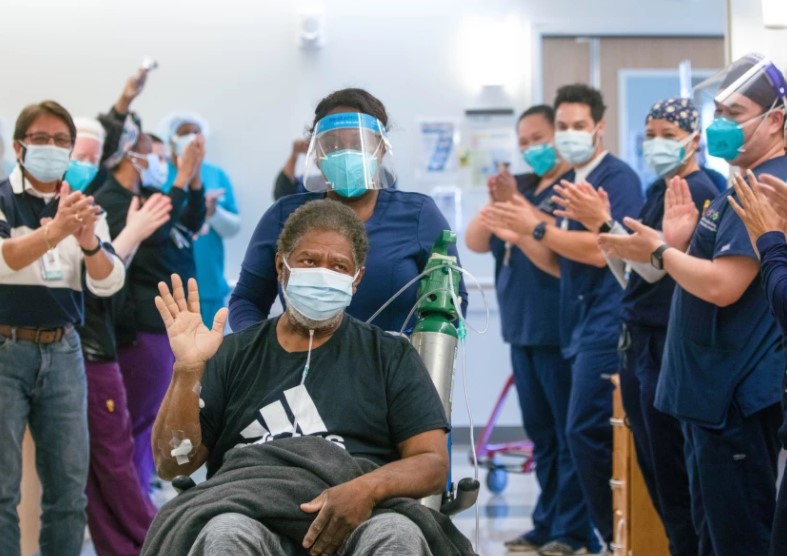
117,332,175,497
85,360,156,556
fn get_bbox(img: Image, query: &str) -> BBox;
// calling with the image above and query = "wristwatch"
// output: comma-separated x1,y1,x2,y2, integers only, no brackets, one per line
598,219,615,234
650,244,671,270
533,221,547,241
81,236,103,257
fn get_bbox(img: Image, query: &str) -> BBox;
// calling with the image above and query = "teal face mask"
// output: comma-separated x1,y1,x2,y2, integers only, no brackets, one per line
522,144,557,176
64,160,99,191
706,117,745,161
319,149,378,198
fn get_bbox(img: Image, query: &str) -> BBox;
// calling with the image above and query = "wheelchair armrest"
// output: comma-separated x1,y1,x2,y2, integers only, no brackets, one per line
440,477,480,516
172,475,197,494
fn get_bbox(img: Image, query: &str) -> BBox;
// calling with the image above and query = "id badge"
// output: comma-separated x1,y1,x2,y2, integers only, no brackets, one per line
40,248,64,281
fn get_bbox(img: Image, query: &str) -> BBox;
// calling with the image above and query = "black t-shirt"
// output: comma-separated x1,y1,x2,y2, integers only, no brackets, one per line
200,314,450,478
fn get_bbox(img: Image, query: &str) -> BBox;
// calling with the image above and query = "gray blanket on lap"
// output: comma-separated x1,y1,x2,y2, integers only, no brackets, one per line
141,436,476,556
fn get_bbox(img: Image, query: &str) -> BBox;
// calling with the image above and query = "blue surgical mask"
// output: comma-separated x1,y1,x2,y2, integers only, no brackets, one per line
172,133,197,157
642,135,693,178
129,152,169,188
554,129,597,165
319,149,378,198
522,144,557,176
706,117,745,161
64,160,99,191
21,144,71,183
282,258,358,323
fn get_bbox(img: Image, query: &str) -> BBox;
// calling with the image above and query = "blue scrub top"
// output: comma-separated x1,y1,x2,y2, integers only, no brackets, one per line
656,156,787,428
229,188,468,333
621,170,717,328
557,154,644,359
163,161,239,302
491,172,568,347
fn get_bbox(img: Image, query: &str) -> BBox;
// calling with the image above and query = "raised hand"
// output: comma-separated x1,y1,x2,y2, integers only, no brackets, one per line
728,171,784,254
154,274,228,365
292,138,310,156
662,176,699,251
115,69,148,114
125,193,172,241
598,218,663,263
552,180,610,231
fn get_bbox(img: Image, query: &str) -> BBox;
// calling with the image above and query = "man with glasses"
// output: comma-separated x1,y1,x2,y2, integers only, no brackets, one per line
0,100,125,555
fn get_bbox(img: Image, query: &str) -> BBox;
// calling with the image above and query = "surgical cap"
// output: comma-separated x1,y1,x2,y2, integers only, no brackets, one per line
157,112,210,142
73,117,107,145
645,97,699,133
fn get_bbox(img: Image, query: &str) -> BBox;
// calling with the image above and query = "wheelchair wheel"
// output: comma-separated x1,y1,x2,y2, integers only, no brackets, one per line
486,467,508,494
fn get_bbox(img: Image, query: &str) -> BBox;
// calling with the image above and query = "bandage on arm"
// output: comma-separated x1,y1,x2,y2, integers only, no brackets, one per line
152,361,209,480
609,220,667,284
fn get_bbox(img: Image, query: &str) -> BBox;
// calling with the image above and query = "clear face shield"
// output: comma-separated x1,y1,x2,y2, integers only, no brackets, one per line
694,53,787,161
302,112,396,198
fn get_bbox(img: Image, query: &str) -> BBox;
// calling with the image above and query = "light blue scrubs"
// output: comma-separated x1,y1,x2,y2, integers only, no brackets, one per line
164,161,240,325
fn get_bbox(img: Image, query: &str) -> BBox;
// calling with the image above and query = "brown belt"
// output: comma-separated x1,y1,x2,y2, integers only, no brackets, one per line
0,325,73,344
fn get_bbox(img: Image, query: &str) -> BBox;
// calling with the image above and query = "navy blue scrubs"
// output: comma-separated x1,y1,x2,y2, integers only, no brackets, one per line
491,172,591,549
618,170,716,556
557,153,643,543
656,156,787,556
751,166,787,556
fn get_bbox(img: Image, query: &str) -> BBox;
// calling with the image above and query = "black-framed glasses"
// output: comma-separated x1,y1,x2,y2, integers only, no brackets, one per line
23,132,73,148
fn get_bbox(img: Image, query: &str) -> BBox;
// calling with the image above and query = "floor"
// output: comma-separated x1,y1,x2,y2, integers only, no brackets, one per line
80,443,548,556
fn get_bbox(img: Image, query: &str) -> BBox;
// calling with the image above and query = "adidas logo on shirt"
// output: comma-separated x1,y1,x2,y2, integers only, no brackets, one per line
235,384,346,449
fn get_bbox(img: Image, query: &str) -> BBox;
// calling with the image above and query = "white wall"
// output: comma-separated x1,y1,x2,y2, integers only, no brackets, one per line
0,0,725,427
729,0,787,67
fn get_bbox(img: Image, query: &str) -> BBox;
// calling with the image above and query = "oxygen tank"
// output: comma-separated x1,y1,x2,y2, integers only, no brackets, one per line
411,231,479,514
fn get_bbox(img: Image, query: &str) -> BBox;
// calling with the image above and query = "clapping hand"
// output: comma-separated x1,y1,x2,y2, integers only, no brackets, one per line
487,168,517,202
205,188,225,218
173,135,205,188
480,194,541,238
728,171,785,255
598,218,662,263
756,173,787,222
552,180,610,231
125,193,172,241
662,176,699,251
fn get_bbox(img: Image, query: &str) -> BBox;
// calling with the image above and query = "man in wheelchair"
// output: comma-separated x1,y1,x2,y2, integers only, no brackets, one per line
143,200,473,556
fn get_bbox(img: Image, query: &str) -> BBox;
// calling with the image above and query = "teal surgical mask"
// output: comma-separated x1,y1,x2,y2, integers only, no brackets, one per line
21,144,71,183
522,144,557,176
706,117,746,160
282,258,358,323
319,149,378,198
706,107,777,161
642,134,695,178
64,160,99,191
554,128,597,165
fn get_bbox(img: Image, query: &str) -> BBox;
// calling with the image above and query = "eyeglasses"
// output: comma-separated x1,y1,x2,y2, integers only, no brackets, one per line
23,132,73,148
